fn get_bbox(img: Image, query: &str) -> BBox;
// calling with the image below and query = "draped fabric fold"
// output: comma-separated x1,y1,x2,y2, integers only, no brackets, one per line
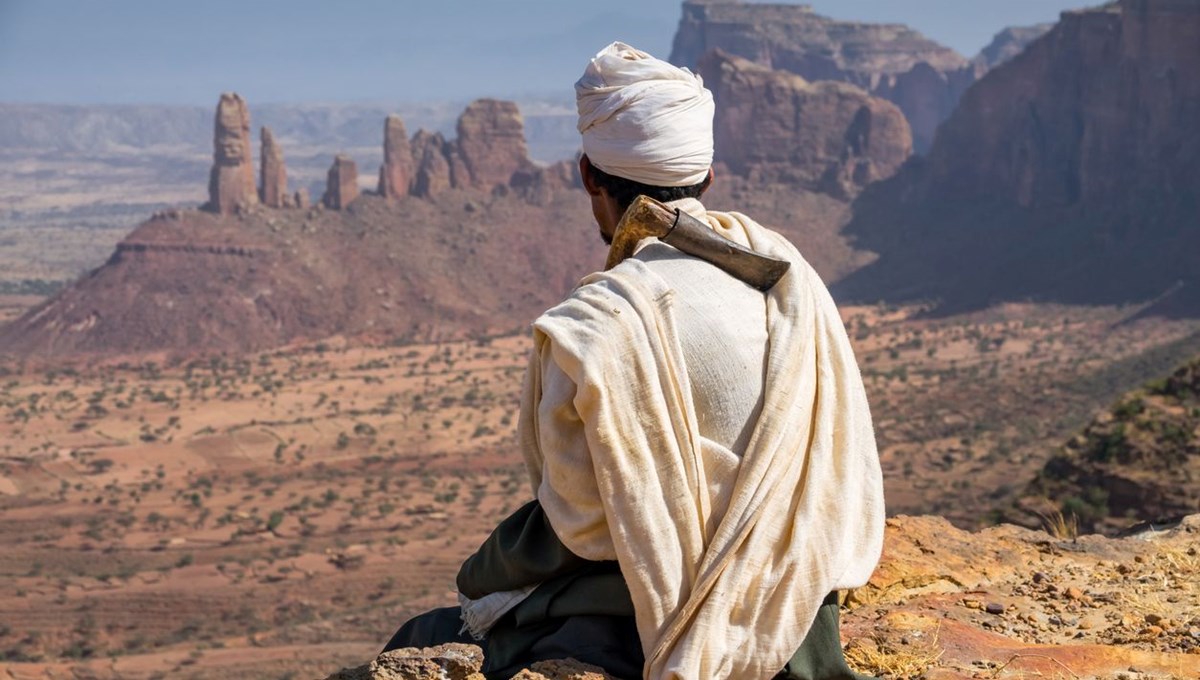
520,206,885,679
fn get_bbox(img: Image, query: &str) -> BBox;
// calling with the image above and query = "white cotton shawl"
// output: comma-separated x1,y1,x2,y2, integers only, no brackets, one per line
520,208,885,680
576,42,715,187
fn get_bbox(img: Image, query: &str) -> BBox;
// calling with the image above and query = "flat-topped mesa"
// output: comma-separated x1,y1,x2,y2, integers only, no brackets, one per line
206,92,257,214
454,98,534,189
377,114,413,199
699,50,912,199
259,126,288,208
323,154,359,209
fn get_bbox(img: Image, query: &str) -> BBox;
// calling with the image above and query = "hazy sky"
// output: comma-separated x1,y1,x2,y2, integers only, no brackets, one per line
0,0,1087,106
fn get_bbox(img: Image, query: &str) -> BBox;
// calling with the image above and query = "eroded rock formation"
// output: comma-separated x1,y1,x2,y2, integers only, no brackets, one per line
403,99,548,199
699,50,911,199
207,92,257,213
378,114,413,199
410,130,452,199
670,1,1049,153
259,126,287,208
455,99,533,189
323,154,359,209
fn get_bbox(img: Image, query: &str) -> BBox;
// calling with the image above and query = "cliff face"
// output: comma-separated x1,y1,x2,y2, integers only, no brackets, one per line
834,0,1200,315
670,1,1050,153
699,50,911,199
930,0,1200,217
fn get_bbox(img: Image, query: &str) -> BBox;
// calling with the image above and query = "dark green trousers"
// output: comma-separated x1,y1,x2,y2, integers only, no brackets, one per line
384,501,874,680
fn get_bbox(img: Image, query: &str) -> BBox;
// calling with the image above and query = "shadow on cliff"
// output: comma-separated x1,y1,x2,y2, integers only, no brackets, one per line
830,157,1200,320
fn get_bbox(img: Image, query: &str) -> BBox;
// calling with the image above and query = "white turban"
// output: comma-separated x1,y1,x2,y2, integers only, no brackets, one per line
576,41,715,187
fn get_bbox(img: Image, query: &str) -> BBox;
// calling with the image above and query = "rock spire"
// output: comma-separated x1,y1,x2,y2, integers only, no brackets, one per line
323,154,359,209
207,92,257,213
378,114,413,199
259,126,287,208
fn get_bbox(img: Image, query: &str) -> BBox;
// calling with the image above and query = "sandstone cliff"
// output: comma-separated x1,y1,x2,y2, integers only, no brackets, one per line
206,93,256,214
835,0,1200,316
699,50,911,199
670,1,1050,154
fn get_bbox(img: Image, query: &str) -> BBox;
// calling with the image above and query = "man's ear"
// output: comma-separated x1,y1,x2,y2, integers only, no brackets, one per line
699,166,715,195
579,154,603,196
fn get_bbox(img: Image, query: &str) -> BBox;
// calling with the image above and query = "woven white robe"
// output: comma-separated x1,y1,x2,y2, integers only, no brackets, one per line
520,199,885,680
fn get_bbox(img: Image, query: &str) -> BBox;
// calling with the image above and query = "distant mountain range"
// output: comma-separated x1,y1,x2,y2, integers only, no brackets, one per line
0,99,580,165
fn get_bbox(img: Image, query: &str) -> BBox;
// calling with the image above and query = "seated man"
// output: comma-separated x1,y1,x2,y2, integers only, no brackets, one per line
384,42,885,680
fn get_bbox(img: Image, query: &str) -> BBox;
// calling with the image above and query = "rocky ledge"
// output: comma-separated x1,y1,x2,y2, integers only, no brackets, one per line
325,515,1200,679
324,643,616,680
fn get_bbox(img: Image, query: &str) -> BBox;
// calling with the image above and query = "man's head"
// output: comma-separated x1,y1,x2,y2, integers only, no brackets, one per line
575,42,716,243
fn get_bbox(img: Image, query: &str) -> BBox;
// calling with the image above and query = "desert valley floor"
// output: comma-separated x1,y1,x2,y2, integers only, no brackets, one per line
1,294,1199,678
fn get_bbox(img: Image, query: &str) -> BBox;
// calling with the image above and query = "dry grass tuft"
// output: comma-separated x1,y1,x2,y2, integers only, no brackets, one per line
1039,510,1079,540
844,627,943,679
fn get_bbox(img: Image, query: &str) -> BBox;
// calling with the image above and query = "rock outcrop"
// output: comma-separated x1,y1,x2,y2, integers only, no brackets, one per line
844,514,1200,675
206,92,257,213
324,645,616,680
670,1,1049,154
699,50,911,199
293,187,310,209
323,154,359,209
410,130,453,199
1024,354,1200,534
259,126,287,208
835,0,1200,314
454,99,533,190
378,114,413,200
404,99,546,199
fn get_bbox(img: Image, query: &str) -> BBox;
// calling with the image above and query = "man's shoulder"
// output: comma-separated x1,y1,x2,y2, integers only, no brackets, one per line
533,257,672,339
